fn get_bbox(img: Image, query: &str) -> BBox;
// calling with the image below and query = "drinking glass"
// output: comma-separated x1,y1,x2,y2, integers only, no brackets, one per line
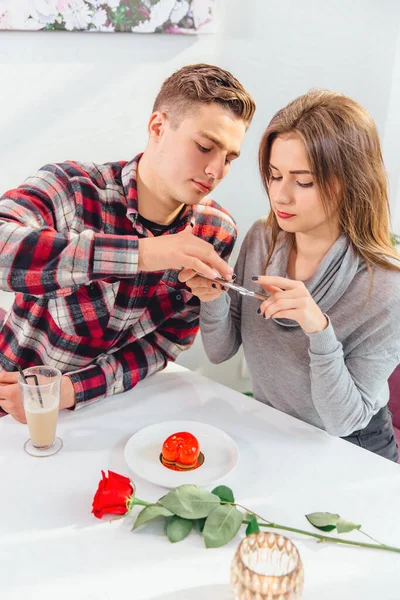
18,366,63,457
231,532,304,599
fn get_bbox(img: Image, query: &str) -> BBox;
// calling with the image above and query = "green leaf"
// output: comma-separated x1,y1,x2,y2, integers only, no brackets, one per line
166,516,193,543
194,517,206,533
211,485,235,503
336,518,362,534
245,515,260,536
306,512,362,534
132,504,173,530
306,512,340,532
203,505,243,548
391,233,400,247
158,485,220,519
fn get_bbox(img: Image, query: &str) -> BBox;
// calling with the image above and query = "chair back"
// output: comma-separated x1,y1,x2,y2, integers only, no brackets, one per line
389,365,400,430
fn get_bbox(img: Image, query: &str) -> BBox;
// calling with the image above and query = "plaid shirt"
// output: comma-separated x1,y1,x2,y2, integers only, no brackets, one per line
0,155,236,410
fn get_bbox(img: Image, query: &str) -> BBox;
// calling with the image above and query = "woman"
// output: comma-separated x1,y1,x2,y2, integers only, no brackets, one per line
180,89,400,461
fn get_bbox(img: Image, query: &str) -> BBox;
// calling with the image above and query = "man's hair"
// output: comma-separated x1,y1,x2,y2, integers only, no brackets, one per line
153,63,256,127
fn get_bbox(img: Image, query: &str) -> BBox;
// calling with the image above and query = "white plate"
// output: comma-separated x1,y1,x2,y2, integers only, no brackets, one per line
124,420,239,489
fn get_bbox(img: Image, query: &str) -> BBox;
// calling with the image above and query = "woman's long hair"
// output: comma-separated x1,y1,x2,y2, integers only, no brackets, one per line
259,89,400,272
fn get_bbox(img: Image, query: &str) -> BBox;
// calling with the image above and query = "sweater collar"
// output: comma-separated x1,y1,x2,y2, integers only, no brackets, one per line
267,233,360,328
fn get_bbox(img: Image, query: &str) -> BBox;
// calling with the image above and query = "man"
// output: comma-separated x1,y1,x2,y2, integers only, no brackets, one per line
0,63,255,422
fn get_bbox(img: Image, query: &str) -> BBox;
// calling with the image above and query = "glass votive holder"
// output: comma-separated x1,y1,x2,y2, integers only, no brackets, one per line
230,532,304,599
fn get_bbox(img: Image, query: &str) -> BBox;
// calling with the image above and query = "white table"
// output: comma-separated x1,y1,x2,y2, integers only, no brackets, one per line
1,363,400,600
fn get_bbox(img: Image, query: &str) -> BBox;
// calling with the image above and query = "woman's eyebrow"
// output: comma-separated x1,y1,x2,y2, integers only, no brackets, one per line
270,162,313,175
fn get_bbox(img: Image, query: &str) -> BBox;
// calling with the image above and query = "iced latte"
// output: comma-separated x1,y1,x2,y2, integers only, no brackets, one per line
19,366,63,457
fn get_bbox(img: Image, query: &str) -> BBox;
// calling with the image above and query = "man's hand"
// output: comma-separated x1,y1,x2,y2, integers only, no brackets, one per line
60,375,76,410
138,225,234,280
0,371,26,422
0,371,76,423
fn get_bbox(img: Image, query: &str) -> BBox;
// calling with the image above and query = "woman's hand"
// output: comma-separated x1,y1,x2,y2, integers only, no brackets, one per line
178,268,228,302
254,275,328,334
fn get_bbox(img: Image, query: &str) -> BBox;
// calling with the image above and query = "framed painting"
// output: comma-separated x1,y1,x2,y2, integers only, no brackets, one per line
0,0,215,33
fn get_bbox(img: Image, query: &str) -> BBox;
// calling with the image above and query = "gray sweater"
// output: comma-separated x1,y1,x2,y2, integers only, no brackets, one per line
200,219,400,437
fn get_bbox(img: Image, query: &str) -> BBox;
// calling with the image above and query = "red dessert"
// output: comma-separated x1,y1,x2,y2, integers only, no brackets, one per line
161,431,201,471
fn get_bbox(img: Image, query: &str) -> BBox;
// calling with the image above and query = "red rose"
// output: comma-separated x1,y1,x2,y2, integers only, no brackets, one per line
92,470,134,519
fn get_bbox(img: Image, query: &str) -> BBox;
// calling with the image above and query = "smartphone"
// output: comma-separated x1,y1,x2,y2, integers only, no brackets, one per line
197,274,269,301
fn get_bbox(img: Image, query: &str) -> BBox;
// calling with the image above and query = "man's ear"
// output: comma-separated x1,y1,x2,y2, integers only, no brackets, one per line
148,111,167,140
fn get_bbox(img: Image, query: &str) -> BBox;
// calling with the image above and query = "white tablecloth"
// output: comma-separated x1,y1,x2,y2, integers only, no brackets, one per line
1,363,400,600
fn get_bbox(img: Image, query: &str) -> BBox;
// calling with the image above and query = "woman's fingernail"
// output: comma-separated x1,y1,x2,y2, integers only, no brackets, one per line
232,274,237,281
263,314,268,319
190,222,194,228
257,308,261,314
252,276,259,281
211,283,217,289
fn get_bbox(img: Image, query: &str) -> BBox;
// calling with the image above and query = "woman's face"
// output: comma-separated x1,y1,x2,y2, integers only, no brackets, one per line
268,134,340,238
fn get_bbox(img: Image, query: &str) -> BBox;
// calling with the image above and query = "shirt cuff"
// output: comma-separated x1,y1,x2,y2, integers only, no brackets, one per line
92,233,139,279
306,316,341,355
66,366,107,409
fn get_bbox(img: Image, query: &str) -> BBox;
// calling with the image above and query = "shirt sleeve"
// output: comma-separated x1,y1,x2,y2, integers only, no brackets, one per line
66,300,200,407
200,232,246,363
66,203,239,405
307,316,400,436
0,166,139,296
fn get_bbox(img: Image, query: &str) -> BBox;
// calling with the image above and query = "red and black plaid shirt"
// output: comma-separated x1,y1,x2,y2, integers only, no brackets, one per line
0,155,236,409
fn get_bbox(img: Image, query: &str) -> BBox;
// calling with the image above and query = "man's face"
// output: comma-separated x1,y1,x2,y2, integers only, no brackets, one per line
149,103,247,206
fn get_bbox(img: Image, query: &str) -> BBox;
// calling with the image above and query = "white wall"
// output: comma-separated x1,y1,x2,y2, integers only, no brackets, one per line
1,0,400,393
383,24,400,234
